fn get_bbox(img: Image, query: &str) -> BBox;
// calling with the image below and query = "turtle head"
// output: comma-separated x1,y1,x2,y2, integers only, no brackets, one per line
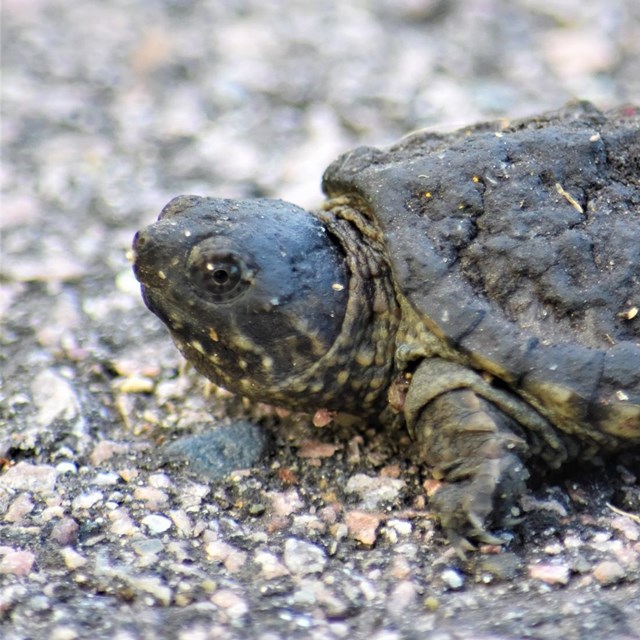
133,195,358,406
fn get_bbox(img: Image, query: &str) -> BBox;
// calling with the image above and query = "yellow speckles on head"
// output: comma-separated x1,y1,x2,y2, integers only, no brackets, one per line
168,312,182,329
355,349,375,367
157,270,167,280
423,192,432,199
208,327,219,342
368,377,384,390
472,175,480,183
238,359,248,370
190,340,205,355
309,381,324,394
364,391,378,405
261,355,274,371
231,334,258,351
290,379,309,393
331,283,345,291
374,352,387,367
336,370,349,385
184,229,192,237
170,257,180,267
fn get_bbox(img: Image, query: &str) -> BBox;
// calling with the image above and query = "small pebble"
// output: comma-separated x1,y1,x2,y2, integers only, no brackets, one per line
4,493,35,523
50,626,79,640
2,462,57,493
134,486,169,509
593,560,626,586
345,474,405,509
55,461,77,475
254,551,290,580
90,441,130,465
544,542,564,556
162,422,269,479
441,568,464,590
283,538,327,575
168,509,193,537
611,515,640,542
205,540,247,573
0,550,36,576
386,580,418,616
127,576,172,606
528,563,570,585
296,440,340,458
205,539,236,562
132,539,165,557
344,510,382,546
387,519,412,536
149,473,172,488
389,556,412,580
50,518,79,545
114,374,155,394
31,369,80,427
60,547,87,570
109,508,138,536
268,489,304,517
71,491,103,511
141,514,173,535
94,472,120,486
210,589,248,618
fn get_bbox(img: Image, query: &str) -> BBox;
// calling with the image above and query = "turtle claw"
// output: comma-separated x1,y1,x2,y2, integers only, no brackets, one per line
444,530,477,561
408,382,531,550
429,461,526,552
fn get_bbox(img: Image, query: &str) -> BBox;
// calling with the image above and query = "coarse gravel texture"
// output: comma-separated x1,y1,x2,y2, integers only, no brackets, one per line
2,1,640,639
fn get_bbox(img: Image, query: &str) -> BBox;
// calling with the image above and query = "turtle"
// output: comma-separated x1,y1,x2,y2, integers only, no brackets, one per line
132,101,640,550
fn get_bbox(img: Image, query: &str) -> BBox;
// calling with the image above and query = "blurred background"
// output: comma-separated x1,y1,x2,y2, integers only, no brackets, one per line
3,0,639,232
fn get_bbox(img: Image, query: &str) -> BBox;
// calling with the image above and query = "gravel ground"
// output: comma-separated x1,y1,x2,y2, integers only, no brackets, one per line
2,1,640,639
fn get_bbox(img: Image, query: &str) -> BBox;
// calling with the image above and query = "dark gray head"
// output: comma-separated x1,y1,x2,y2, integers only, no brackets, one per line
132,195,398,415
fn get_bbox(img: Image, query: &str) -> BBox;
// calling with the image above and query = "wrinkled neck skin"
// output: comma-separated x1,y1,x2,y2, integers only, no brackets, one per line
309,198,400,418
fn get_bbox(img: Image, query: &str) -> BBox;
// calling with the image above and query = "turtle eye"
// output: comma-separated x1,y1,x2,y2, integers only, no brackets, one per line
188,250,253,302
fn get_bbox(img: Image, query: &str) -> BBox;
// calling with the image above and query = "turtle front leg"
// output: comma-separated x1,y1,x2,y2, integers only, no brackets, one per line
403,358,535,552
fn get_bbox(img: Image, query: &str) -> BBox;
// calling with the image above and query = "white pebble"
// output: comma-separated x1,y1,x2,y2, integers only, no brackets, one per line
441,568,465,590
142,514,172,535
283,538,327,575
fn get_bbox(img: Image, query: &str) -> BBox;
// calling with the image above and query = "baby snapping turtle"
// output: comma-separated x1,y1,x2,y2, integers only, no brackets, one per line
133,102,640,549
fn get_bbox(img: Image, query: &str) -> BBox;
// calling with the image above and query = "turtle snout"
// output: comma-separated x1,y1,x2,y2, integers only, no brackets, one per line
131,227,173,289
132,227,153,261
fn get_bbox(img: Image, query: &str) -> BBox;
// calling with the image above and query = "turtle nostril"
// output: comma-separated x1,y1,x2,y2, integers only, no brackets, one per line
133,230,149,251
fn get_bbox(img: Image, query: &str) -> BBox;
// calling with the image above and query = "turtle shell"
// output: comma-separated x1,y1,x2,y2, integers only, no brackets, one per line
322,101,640,443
